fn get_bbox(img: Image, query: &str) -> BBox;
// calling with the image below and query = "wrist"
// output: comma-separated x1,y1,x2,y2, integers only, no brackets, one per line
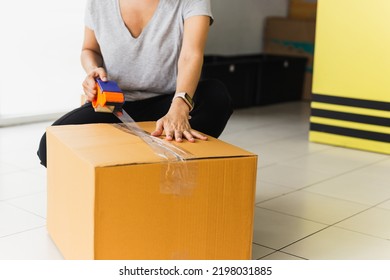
173,92,194,112
171,97,190,112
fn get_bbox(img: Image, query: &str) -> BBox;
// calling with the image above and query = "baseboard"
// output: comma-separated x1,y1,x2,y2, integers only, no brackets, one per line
0,112,66,127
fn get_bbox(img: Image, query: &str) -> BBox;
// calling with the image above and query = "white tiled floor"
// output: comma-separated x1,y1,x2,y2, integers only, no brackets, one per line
0,101,390,260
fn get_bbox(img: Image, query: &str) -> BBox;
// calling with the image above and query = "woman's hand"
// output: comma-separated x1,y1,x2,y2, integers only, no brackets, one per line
82,67,107,102
151,98,207,142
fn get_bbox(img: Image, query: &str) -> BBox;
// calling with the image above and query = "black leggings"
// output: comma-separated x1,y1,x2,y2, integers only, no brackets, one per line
37,79,232,167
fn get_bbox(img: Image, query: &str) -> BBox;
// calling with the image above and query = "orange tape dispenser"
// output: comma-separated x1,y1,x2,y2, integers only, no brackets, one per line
92,79,125,113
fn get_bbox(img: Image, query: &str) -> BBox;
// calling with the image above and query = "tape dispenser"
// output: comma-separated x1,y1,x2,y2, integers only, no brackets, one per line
92,79,125,113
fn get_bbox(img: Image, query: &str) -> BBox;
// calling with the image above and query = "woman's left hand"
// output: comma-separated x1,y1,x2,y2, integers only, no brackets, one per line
151,98,207,142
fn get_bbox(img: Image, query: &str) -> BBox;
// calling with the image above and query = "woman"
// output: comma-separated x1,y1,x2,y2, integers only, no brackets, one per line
37,0,232,167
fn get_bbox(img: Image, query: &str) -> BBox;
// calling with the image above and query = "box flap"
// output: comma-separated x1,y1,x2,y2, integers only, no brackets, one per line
46,122,255,167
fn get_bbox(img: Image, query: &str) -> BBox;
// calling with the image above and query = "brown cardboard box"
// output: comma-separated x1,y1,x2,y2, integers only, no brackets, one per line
263,17,316,100
289,0,317,20
46,122,257,260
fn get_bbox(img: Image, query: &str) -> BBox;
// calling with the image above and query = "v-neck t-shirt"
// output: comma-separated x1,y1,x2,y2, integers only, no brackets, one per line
84,0,213,101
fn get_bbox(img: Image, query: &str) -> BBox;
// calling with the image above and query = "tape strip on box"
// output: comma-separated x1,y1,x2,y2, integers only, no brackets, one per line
114,110,197,195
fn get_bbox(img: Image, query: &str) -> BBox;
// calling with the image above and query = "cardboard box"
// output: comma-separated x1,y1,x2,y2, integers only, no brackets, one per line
46,122,257,260
289,0,317,20
263,17,316,100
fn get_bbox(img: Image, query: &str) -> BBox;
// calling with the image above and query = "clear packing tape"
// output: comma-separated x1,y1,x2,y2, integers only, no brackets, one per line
114,110,197,195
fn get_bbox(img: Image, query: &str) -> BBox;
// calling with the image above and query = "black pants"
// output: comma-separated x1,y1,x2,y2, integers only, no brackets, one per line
37,79,232,167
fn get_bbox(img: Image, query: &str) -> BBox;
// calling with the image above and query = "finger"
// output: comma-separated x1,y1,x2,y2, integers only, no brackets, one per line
84,91,95,102
84,76,97,91
191,130,208,141
83,85,92,96
165,128,174,141
174,130,183,142
83,82,97,97
183,130,195,142
151,120,164,137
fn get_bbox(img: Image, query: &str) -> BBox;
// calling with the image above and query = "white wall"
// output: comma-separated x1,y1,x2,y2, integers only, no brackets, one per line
206,0,288,55
0,0,86,122
0,0,288,123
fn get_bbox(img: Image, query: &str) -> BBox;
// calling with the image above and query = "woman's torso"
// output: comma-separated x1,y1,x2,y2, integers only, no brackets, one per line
85,0,212,101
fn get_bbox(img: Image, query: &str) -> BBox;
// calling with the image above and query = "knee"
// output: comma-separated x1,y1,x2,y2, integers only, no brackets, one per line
196,79,233,116
37,132,47,168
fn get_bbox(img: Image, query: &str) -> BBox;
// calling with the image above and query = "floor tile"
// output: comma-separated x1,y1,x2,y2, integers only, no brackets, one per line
0,122,49,170
0,169,46,201
282,147,388,176
0,161,21,175
336,207,390,240
282,227,390,260
248,142,309,168
246,133,329,167
221,112,277,136
6,192,47,219
377,200,390,211
261,251,306,260
258,164,333,190
220,125,292,149
252,207,326,250
0,122,50,154
0,202,46,238
247,135,331,166
251,244,275,260
305,170,390,206
1,147,43,170
257,190,368,225
353,159,390,182
255,180,295,203
0,227,63,260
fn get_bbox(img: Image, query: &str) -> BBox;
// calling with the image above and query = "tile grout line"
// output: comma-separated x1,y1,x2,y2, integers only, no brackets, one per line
0,190,47,204
264,196,390,257
257,156,390,207
278,154,390,180
0,225,46,240
259,250,308,260
3,200,47,220
252,241,278,252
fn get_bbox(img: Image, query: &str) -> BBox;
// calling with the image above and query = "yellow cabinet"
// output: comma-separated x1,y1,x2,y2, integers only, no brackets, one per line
310,0,390,154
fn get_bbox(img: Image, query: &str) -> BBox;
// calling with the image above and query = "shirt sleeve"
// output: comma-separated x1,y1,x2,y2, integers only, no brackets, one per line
84,0,95,30
183,0,214,25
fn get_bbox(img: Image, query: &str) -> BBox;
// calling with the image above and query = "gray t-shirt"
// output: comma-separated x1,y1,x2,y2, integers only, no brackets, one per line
84,0,213,101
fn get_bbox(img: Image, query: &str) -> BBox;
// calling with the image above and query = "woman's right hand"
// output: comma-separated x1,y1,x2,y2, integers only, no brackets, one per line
82,67,108,102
